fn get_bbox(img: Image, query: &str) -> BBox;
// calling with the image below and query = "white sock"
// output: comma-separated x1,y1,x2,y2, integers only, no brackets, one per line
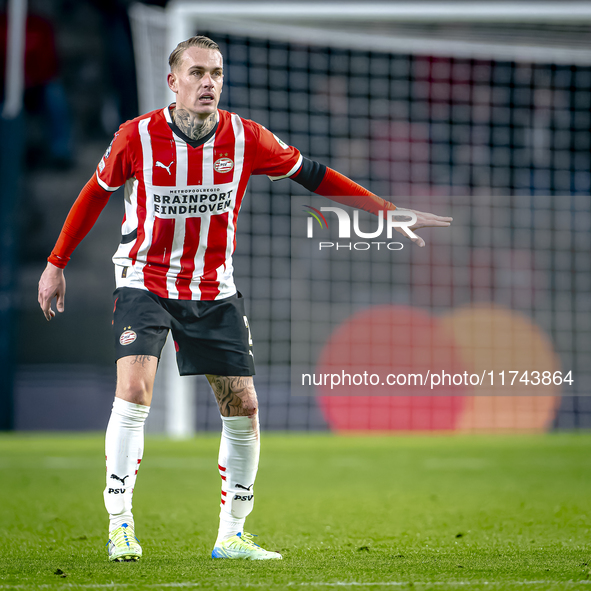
216,414,260,544
104,397,150,533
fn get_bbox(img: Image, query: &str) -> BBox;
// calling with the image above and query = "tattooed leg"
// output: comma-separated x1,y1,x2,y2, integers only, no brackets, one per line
116,355,158,406
129,355,153,368
206,375,258,418
209,376,261,543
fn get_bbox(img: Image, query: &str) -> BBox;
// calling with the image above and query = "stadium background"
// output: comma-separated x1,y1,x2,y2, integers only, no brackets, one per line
2,0,590,434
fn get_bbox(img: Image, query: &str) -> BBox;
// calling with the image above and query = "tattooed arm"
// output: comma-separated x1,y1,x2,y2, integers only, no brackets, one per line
206,375,258,417
173,109,217,141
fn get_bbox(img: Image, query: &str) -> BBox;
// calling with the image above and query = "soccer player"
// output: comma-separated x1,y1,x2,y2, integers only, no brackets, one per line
37,36,452,562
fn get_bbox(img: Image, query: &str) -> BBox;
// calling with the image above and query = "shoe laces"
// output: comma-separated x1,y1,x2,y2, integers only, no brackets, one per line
109,524,138,547
234,532,261,549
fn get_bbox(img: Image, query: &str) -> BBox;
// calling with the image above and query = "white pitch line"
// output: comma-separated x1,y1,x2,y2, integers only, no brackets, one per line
2,581,591,589
292,583,591,588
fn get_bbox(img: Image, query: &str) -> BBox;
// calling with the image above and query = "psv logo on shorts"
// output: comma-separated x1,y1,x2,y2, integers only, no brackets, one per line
214,157,234,173
119,330,137,346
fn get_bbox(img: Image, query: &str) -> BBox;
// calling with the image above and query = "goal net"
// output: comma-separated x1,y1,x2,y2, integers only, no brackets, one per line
129,2,591,433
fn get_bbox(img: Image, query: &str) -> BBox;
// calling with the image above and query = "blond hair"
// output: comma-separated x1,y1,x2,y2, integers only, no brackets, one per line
168,36,221,71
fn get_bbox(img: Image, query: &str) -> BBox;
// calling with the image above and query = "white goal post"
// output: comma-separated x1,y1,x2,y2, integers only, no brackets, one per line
131,1,591,115
128,1,591,436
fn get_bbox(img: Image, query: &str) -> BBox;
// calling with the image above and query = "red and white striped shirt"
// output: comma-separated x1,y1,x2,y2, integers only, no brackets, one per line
96,106,302,301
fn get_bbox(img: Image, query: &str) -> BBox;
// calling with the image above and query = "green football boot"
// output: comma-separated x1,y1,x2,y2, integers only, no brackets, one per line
212,532,282,560
106,523,142,562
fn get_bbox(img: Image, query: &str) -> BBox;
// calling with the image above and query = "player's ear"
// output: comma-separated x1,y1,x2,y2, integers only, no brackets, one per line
167,72,178,93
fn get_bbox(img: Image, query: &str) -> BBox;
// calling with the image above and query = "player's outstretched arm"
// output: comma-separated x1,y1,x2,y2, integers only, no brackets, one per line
290,160,452,247
392,209,453,248
38,262,66,321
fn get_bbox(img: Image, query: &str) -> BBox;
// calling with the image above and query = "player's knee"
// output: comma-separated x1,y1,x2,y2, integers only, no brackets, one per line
116,379,152,406
209,375,258,417
218,397,257,418
238,393,258,417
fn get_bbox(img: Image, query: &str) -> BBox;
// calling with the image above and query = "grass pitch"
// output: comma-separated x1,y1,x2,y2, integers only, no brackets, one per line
0,432,590,590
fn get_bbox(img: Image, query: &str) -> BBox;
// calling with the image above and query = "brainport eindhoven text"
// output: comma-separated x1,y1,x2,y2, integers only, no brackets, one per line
153,188,233,215
307,207,418,250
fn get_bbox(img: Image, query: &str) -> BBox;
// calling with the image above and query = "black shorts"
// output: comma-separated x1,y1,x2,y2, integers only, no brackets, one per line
112,287,255,376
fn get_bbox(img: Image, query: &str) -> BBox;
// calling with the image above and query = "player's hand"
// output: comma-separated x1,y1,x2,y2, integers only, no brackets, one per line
393,209,453,248
38,262,66,321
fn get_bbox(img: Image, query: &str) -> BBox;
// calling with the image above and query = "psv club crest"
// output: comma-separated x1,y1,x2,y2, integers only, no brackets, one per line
119,329,137,346
214,157,234,173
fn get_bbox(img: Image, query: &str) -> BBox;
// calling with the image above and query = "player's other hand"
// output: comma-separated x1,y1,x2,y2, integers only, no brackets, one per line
38,262,66,321
393,209,453,248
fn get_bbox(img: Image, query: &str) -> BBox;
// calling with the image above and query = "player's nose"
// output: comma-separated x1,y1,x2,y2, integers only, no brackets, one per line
202,73,215,88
